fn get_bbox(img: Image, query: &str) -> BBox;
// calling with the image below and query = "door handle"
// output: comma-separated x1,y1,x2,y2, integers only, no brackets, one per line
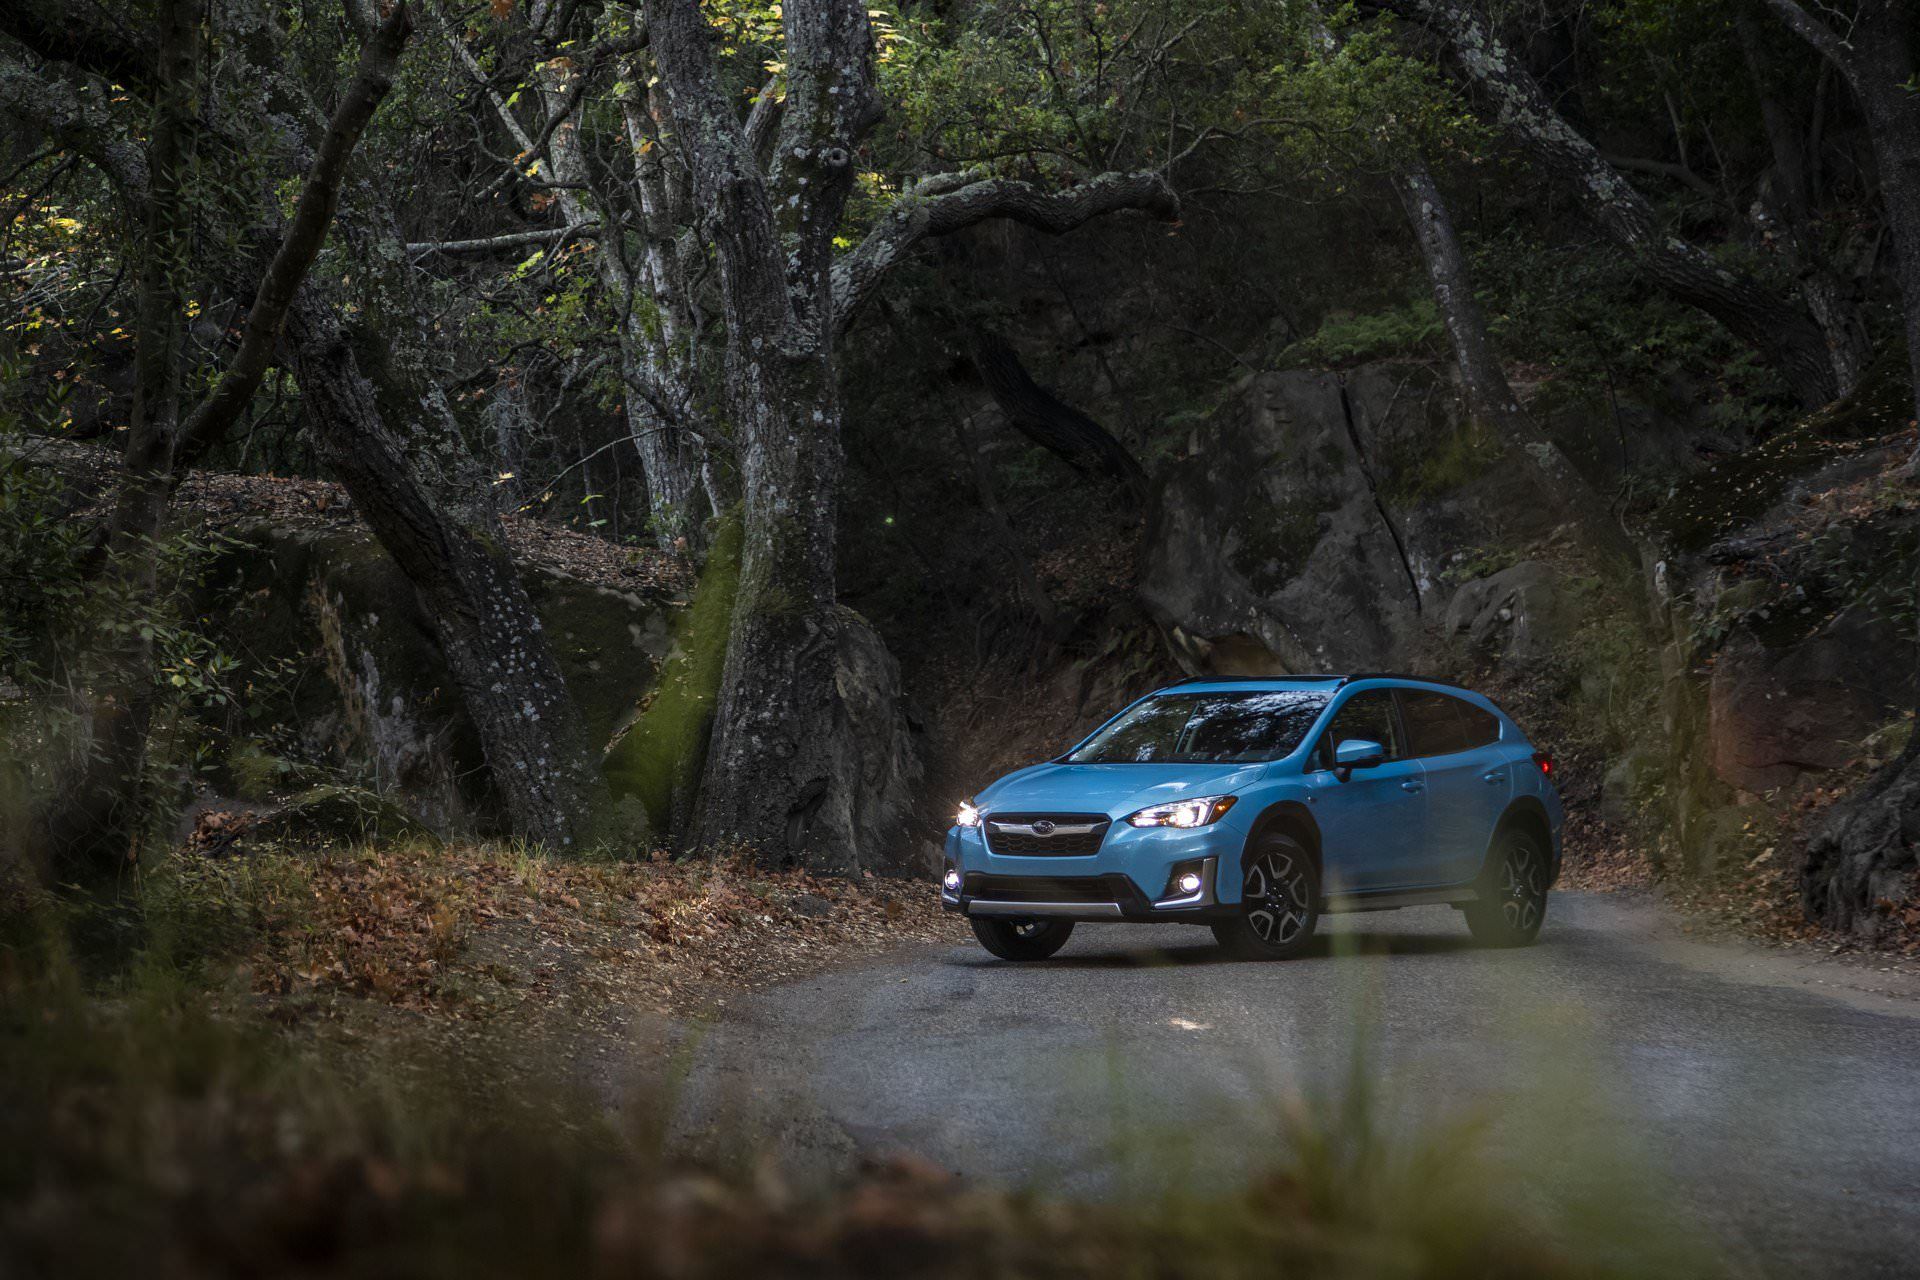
1400,780,1423,793
1482,771,1505,784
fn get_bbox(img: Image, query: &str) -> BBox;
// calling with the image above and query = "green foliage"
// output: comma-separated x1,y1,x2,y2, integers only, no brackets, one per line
1471,225,1795,440
1286,297,1444,366
1587,0,1789,198
0,343,250,860
602,516,743,846
0,362,90,680
876,0,1479,205
1438,545,1527,585
1563,572,1663,755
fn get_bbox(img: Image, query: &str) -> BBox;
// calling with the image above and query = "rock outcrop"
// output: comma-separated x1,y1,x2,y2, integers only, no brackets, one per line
1442,560,1579,666
203,520,679,834
1140,363,1570,673
1707,608,1912,793
1802,750,1920,940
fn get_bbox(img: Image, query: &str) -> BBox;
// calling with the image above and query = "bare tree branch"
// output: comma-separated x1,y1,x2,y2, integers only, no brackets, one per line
831,170,1178,335
175,2,415,466
743,73,782,155
1602,151,1720,201
1756,0,1855,77
406,220,599,260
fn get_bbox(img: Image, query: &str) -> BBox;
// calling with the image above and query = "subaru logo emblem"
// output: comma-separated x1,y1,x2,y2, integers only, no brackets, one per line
1031,820,1056,836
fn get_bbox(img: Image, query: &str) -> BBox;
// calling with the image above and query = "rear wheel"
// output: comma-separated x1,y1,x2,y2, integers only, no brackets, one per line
970,916,1075,961
1464,828,1548,947
1211,834,1320,960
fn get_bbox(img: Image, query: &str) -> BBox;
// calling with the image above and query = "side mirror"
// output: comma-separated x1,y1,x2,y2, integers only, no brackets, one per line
1333,739,1387,778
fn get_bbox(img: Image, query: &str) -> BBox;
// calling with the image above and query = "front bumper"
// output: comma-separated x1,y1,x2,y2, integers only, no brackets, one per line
941,820,1241,923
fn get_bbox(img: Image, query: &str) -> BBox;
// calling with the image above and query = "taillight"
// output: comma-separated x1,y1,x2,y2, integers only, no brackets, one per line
1533,751,1554,777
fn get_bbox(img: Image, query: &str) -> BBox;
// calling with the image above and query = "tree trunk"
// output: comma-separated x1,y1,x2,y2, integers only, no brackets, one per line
1853,60,1920,461
1393,162,1634,565
1735,11,1869,396
1402,0,1841,408
618,349,705,546
284,295,608,850
967,330,1146,494
1393,164,1521,432
952,410,1060,636
648,0,1168,868
519,35,707,550
687,350,917,867
31,0,197,874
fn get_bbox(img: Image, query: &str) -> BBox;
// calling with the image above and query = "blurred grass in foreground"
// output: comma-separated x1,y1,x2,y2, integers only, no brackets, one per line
1,855,1713,1280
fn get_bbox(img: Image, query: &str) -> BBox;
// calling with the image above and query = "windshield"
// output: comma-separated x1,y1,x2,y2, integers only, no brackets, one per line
1066,690,1331,764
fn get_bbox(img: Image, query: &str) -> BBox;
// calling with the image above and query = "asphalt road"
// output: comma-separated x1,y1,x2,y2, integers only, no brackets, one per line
658,891,1920,1278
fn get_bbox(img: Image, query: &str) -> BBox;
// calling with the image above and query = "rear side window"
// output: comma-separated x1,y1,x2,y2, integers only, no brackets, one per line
1400,690,1500,756
1318,690,1403,767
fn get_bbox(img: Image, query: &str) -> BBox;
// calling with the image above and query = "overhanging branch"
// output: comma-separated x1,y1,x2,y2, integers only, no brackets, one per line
831,170,1178,336
1756,0,1855,80
175,2,415,466
0,50,148,201
0,0,151,86
406,221,600,260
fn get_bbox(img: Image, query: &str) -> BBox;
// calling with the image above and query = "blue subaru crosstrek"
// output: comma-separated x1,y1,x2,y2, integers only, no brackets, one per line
942,675,1562,961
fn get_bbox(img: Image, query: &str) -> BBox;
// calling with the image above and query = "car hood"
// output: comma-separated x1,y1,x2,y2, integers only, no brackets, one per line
976,761,1267,821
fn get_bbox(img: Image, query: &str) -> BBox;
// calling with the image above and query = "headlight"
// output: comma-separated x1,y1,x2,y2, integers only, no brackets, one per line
1126,795,1236,828
955,799,981,828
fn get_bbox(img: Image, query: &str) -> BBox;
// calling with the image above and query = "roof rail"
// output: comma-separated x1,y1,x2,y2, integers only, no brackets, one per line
1336,671,1470,689
1163,673,1347,686
1152,671,1466,690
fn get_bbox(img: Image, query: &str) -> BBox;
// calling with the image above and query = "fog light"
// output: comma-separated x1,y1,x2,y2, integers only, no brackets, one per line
942,869,962,893
1176,871,1203,895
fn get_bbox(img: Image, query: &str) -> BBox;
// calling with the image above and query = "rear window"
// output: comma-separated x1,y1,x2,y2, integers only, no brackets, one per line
1067,690,1331,764
1399,690,1500,757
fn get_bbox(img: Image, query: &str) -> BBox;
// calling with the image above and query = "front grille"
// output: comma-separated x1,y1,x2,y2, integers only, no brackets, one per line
983,812,1111,857
963,873,1140,906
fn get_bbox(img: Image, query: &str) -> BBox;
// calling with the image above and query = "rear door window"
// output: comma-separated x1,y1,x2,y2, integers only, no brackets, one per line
1399,690,1498,757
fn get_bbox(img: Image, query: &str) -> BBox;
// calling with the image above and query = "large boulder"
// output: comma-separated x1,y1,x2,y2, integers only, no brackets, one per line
1140,364,1567,673
1803,750,1920,939
1141,369,1425,672
1707,607,1913,793
201,519,677,833
1442,560,1579,666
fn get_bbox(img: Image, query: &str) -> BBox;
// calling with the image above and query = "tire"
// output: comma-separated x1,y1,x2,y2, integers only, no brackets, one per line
1211,833,1321,960
970,916,1075,961
1463,827,1549,947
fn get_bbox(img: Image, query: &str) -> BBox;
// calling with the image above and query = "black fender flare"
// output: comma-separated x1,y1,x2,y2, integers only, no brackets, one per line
1240,800,1323,881
1482,796,1556,887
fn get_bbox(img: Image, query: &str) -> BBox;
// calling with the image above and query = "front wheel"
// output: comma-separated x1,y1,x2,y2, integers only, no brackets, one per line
1463,829,1549,947
1211,835,1320,960
970,916,1075,961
